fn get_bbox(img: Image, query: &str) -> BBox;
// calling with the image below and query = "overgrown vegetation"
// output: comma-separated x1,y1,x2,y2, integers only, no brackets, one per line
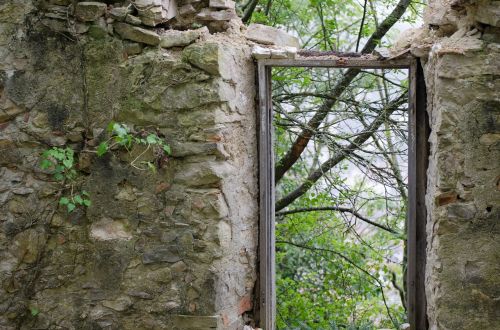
40,122,171,214
238,0,424,328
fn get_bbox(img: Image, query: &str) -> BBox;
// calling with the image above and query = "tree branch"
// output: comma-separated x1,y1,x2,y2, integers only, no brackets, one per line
276,206,401,235
275,92,407,211
356,0,369,52
274,0,411,183
242,0,259,23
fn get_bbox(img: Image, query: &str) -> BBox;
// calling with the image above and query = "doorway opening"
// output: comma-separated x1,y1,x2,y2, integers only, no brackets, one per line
257,56,428,329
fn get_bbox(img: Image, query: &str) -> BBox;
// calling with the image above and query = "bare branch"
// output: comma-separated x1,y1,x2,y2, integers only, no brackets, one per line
275,93,407,211
274,0,412,183
276,206,401,235
242,0,259,23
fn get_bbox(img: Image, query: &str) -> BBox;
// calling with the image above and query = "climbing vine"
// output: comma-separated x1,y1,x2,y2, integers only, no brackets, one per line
40,122,171,214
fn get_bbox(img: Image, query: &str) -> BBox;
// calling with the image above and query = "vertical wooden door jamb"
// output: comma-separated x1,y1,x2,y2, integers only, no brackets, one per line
407,58,429,330
408,59,429,329
258,62,276,330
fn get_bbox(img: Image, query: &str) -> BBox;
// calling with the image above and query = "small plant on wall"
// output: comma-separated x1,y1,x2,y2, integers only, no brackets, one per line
40,122,171,214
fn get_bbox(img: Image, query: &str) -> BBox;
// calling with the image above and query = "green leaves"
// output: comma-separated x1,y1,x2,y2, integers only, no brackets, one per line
40,147,76,182
59,197,70,205
97,142,108,156
162,144,171,155
30,307,40,317
40,122,171,216
41,146,92,214
59,194,91,213
100,122,171,165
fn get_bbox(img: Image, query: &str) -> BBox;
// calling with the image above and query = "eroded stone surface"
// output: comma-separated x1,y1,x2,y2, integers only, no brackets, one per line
75,2,107,22
134,0,178,26
160,27,208,48
114,22,161,45
0,3,257,329
246,23,300,48
419,1,500,329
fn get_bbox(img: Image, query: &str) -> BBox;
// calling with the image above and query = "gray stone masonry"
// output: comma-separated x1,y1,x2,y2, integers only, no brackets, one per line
0,0,499,329
405,0,500,328
0,1,258,329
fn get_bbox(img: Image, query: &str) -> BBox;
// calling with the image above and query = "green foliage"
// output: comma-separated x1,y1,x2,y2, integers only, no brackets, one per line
58,191,91,213
272,62,410,328
40,122,171,216
98,122,172,171
40,147,77,182
29,307,40,317
41,146,89,213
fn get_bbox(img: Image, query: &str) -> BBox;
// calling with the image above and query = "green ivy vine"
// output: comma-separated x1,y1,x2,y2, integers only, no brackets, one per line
40,122,171,214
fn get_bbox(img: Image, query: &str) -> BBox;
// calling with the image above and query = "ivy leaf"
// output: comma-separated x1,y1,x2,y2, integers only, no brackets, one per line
81,190,90,196
97,142,108,157
59,197,70,205
40,159,53,170
146,134,157,144
30,307,39,316
65,148,74,158
146,162,156,174
62,158,73,169
74,195,83,205
67,203,76,213
112,123,128,137
83,199,91,207
106,121,116,133
54,173,64,181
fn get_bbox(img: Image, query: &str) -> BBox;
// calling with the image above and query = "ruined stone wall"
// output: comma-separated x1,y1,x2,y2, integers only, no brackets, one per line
2,0,499,329
0,1,263,329
404,0,500,328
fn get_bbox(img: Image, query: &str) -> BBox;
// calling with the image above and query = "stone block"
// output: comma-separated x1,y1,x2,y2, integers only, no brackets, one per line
183,42,220,75
447,203,477,220
195,8,238,21
172,315,219,329
270,48,288,59
171,141,228,159
90,218,133,241
142,247,182,264
114,22,161,46
160,27,208,48
245,23,300,48
479,133,500,146
44,5,69,20
109,7,131,21
125,14,142,26
179,4,197,16
173,162,227,187
476,3,500,27
75,2,107,22
251,45,271,59
162,81,220,109
209,0,235,9
124,42,143,56
135,0,178,26
102,296,133,311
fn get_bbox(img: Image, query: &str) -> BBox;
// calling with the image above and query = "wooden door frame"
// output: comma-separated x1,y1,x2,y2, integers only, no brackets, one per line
256,57,429,330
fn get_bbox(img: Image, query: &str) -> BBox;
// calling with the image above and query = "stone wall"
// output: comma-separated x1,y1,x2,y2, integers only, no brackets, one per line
404,0,500,328
1,0,499,329
0,1,265,329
